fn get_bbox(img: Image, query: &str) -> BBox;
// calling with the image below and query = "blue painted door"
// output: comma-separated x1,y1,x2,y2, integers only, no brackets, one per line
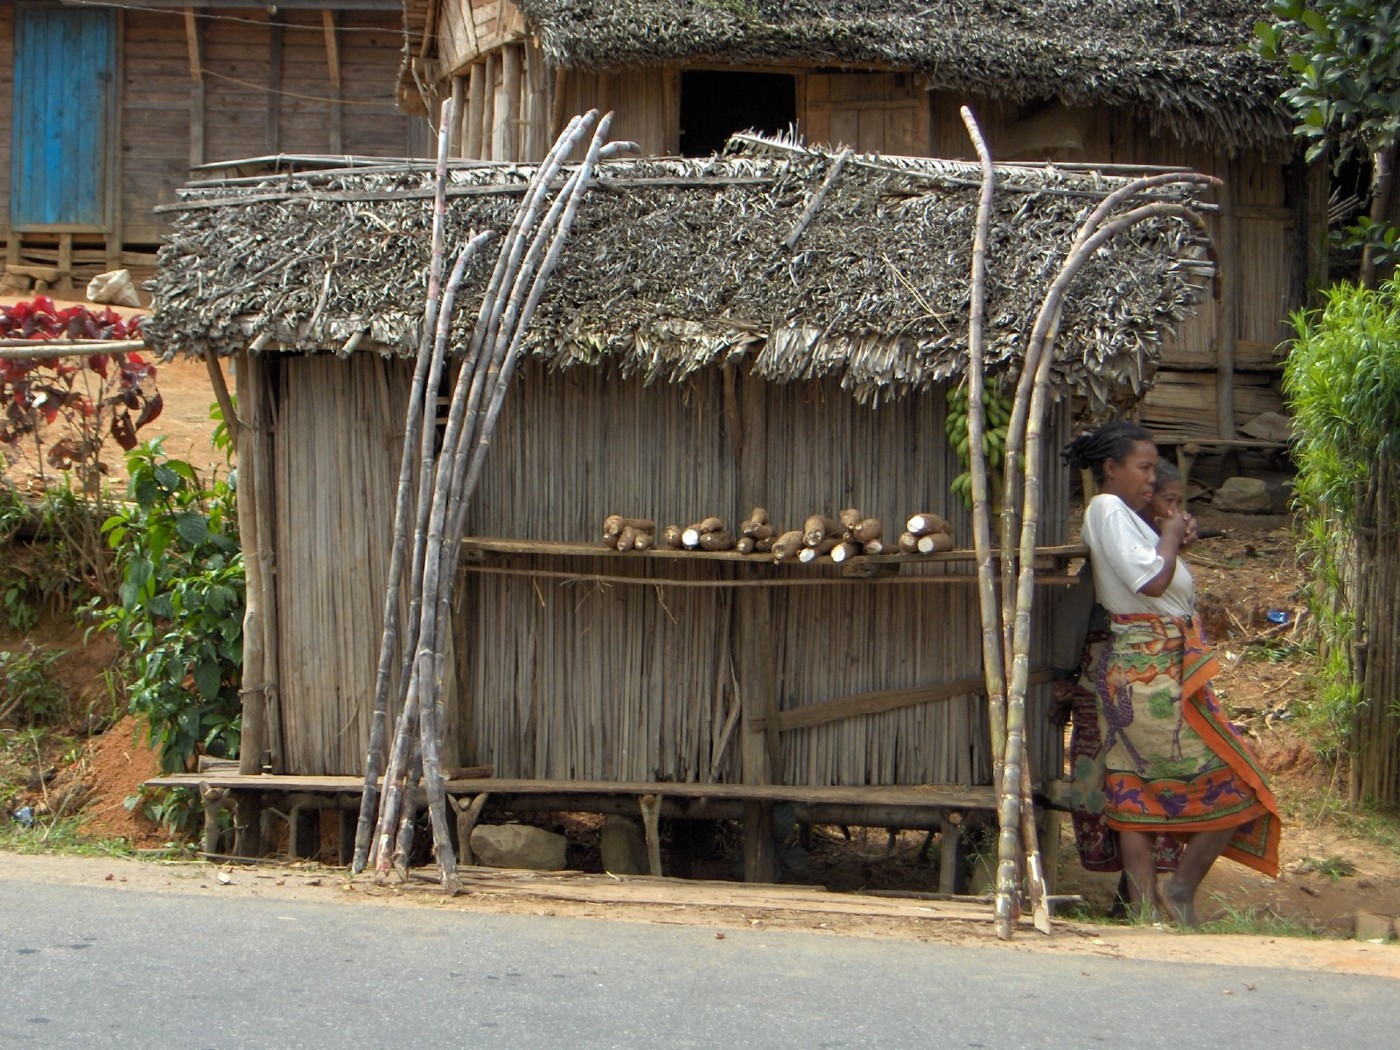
10,5,116,228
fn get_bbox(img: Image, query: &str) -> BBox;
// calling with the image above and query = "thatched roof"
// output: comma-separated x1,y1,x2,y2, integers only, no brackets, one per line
412,1,1289,152
145,136,1215,407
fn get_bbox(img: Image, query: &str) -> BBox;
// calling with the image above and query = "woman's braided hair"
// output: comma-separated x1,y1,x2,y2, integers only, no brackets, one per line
1062,421,1155,484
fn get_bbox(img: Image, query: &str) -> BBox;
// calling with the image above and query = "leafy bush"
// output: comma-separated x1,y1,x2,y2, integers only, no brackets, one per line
1283,276,1400,790
0,643,67,724
92,436,243,773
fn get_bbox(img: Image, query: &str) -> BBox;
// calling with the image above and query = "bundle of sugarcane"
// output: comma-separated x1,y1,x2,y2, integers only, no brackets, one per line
352,106,629,892
600,515,656,552
897,511,955,554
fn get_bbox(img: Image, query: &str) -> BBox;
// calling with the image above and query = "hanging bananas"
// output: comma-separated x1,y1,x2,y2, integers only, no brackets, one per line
946,383,1014,508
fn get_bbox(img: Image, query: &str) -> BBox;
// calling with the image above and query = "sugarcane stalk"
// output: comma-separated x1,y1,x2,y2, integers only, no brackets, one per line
410,113,610,891
998,192,1214,934
372,667,421,879
353,233,490,872
353,98,460,872
958,108,1020,939
391,742,422,882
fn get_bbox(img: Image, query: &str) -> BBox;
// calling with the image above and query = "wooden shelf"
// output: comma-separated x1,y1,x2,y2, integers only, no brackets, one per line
461,536,1087,569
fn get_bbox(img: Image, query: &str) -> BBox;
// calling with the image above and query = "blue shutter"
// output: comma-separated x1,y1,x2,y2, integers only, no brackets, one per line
11,5,116,228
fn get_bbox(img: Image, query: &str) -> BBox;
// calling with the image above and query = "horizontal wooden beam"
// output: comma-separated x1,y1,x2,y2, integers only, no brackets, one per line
103,1,400,9
774,668,1055,733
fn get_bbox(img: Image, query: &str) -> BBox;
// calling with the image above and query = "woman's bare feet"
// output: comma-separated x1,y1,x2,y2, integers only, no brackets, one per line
1162,877,1199,927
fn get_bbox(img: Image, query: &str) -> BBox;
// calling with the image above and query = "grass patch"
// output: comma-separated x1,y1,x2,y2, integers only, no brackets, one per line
1197,901,1320,939
0,814,138,858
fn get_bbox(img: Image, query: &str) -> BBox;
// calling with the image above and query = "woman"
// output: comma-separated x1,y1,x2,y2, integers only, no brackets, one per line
1064,422,1279,924
1053,461,1189,902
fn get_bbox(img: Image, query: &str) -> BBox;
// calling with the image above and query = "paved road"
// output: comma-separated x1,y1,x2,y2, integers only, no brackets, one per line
1,875,1396,1049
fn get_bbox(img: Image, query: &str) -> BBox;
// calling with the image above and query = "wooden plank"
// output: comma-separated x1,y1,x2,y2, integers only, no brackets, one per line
322,10,343,153
1216,155,1238,439
777,669,1055,733
267,17,282,153
148,772,1000,810
185,9,206,168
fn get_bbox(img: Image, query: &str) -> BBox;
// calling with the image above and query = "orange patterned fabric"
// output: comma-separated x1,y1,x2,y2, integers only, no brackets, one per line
1096,614,1280,877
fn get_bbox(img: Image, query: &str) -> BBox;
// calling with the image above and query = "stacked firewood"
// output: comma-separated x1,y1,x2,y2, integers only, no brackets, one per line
897,512,956,554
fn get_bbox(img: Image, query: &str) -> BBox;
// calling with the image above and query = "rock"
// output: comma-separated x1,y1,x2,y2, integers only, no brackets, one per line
1212,476,1274,514
599,816,648,875
1239,411,1293,444
469,824,568,871
1353,912,1396,943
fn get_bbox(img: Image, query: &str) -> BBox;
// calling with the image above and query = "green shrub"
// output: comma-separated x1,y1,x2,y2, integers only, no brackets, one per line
91,436,243,774
0,643,67,724
1283,276,1400,784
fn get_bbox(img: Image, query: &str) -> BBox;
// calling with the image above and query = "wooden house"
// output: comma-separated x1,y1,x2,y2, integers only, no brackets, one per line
144,134,1216,882
397,0,1321,446
0,1,428,299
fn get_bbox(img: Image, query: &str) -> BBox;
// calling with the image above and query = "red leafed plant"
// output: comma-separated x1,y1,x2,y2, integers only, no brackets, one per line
1,299,161,493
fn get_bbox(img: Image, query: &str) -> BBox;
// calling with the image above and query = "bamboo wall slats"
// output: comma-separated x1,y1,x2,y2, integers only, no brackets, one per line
456,362,1065,787
270,354,437,775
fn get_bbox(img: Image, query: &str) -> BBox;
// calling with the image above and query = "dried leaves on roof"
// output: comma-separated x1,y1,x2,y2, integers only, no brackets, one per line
145,136,1215,407
499,0,1289,151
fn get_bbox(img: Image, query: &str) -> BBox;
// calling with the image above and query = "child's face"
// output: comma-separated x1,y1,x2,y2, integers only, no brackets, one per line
1149,480,1184,522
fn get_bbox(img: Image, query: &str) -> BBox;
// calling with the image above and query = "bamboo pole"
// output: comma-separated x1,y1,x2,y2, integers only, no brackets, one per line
958,107,1021,940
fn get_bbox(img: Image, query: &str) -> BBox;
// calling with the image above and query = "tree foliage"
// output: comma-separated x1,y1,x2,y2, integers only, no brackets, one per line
1255,1,1400,282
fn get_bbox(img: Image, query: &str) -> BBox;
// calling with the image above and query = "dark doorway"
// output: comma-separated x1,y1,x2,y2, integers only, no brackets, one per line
679,71,796,157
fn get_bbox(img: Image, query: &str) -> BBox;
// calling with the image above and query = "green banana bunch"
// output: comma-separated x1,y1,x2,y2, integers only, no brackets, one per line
945,383,1015,508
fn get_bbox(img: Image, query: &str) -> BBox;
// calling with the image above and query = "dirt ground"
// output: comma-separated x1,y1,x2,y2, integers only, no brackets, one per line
4,303,1399,965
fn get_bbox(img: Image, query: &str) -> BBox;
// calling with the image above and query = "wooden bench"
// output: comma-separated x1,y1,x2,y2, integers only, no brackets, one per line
146,768,1017,893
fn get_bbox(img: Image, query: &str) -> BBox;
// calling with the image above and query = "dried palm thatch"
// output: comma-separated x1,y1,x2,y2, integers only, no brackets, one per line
407,1,1289,152
146,135,1214,409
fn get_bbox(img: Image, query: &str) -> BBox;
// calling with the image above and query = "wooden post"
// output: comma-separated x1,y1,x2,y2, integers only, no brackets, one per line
185,8,205,168
249,352,283,772
449,74,465,158
1215,156,1238,441
451,793,489,864
465,62,485,159
938,813,962,895
288,796,319,861
338,808,356,866
639,794,663,876
500,45,522,162
235,349,266,776
234,794,264,858
322,11,343,154
267,16,283,155
482,52,498,159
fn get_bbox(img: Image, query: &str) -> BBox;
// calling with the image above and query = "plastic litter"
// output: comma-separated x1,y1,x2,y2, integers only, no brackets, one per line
1265,610,1289,625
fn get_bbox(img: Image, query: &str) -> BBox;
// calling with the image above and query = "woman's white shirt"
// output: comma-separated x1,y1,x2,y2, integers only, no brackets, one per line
1081,493,1194,618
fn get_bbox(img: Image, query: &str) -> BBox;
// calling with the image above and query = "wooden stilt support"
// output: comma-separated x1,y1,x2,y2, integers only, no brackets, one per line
938,813,962,895
639,793,663,877
288,794,320,861
234,794,264,858
451,793,489,865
